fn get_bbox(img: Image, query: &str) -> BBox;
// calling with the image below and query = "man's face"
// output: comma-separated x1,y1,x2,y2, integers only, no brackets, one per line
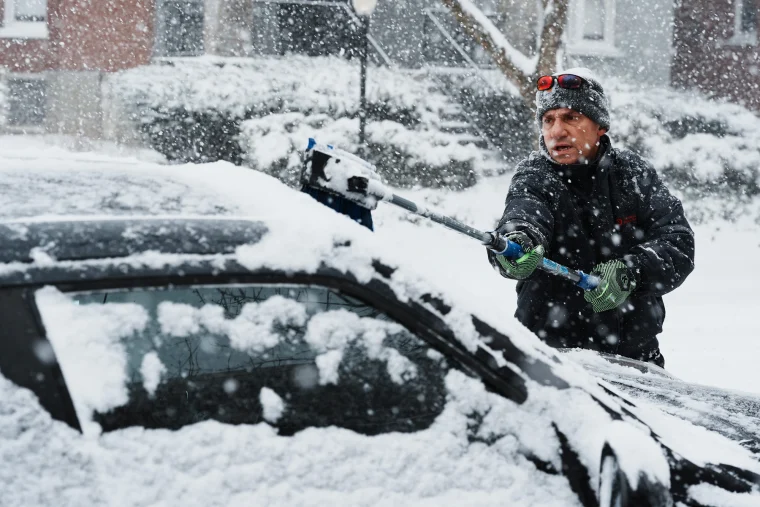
541,108,607,165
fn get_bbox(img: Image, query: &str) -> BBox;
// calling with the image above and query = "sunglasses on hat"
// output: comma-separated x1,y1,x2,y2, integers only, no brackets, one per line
536,74,585,91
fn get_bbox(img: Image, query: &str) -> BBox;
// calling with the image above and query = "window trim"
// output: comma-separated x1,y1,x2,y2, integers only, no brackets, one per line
0,0,48,39
1,287,81,432
566,0,621,57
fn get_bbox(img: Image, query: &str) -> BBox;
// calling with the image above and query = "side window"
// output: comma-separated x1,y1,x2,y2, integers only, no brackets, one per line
35,284,450,436
155,0,204,57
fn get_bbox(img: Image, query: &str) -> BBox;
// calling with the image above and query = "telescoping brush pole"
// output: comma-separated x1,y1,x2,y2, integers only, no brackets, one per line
302,138,600,291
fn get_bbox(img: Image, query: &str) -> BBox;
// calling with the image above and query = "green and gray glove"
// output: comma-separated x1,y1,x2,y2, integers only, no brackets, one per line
494,232,545,280
584,259,637,312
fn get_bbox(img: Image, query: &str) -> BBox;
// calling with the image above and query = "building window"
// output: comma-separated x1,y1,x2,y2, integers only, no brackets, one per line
14,0,46,21
722,0,758,45
581,0,605,40
7,76,46,127
155,0,204,57
567,0,618,56
251,1,361,58
739,0,757,35
0,0,48,39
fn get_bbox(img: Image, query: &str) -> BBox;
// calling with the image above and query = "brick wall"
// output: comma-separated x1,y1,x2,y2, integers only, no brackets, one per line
673,0,760,110
0,0,155,72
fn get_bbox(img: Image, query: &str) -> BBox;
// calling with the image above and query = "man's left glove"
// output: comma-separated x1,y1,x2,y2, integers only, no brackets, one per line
584,259,637,312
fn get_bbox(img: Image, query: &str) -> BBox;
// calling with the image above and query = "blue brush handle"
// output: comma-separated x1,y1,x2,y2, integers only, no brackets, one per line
491,237,600,291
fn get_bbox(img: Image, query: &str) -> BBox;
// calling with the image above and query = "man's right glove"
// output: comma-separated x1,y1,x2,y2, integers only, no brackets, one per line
493,232,545,280
584,259,637,312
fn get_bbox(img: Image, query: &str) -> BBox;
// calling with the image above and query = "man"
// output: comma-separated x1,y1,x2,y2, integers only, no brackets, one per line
487,68,694,367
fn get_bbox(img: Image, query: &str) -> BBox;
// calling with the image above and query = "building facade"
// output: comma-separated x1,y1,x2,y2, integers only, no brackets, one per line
673,0,760,110
1,0,754,139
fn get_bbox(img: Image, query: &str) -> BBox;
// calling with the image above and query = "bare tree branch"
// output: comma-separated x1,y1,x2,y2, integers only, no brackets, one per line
441,0,535,102
536,0,570,78
440,0,570,107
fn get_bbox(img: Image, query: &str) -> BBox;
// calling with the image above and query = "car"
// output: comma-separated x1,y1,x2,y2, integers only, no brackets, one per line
1,159,759,506
562,349,760,457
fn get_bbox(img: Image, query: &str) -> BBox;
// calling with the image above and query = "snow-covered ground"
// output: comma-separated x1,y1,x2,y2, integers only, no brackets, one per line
2,134,759,396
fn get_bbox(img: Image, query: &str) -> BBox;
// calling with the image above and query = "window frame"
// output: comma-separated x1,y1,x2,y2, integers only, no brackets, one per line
0,0,48,39
566,0,620,57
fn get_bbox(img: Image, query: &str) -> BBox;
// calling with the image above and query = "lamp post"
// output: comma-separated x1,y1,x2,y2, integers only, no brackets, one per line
352,0,377,155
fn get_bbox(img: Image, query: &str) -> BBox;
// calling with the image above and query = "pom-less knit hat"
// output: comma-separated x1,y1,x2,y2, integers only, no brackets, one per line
535,67,610,130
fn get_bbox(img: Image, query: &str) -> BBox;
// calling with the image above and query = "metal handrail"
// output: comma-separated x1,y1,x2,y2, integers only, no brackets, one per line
420,8,508,158
421,7,501,93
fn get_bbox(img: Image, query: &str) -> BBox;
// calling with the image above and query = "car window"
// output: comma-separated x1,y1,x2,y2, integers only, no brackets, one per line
36,284,450,436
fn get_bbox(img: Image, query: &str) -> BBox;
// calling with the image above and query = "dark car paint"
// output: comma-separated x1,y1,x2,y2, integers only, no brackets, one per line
565,351,760,457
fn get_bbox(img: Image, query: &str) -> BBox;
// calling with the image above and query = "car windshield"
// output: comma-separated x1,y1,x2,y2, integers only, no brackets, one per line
35,283,450,436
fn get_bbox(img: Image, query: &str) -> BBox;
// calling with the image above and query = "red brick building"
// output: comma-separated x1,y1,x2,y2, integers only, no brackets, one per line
0,0,201,134
673,0,760,110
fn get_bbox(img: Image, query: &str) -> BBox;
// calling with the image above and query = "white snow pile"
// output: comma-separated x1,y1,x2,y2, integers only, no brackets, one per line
105,55,503,189
304,310,418,385
0,367,583,507
157,297,308,353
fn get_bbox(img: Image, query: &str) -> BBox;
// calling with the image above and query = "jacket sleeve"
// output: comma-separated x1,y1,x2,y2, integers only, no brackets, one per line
624,164,695,296
487,162,555,277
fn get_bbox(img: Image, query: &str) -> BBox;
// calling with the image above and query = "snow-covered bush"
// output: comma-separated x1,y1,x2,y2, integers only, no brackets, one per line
239,112,500,188
106,56,502,188
609,82,760,199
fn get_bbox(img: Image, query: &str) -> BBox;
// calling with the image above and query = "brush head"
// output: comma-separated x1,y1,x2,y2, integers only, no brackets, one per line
301,139,389,211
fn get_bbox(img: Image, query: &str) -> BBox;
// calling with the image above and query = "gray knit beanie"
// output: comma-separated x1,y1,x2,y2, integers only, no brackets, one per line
535,68,610,130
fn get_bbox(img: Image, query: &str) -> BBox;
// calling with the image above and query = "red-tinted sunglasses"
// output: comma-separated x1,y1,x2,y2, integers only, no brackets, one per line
536,74,585,91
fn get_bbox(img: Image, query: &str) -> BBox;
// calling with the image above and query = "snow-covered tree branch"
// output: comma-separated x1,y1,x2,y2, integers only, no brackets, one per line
440,0,569,106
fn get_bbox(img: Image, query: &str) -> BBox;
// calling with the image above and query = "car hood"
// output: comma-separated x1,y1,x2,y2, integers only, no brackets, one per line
563,349,760,457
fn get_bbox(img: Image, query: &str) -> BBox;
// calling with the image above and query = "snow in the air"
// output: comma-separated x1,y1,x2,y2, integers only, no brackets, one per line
2,1,760,503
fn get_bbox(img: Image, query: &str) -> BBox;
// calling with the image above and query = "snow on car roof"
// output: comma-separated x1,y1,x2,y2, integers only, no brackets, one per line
0,158,237,220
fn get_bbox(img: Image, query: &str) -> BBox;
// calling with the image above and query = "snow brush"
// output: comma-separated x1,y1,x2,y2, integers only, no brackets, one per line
302,138,600,291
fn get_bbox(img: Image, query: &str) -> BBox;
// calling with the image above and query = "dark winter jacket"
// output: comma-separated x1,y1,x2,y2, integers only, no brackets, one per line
488,136,694,361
